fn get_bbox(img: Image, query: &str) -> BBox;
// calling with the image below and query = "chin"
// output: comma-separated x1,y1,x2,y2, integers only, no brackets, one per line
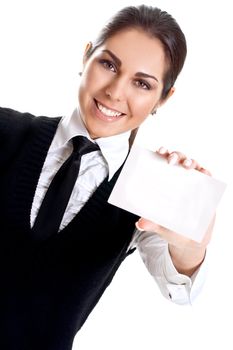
90,125,120,139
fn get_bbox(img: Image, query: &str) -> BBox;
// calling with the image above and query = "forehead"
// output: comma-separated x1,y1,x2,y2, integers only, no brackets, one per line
98,28,167,79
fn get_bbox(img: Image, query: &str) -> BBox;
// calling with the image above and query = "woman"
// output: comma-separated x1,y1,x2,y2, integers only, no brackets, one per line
0,5,214,350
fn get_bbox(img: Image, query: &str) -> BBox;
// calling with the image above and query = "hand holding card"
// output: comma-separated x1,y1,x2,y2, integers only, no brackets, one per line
108,145,226,242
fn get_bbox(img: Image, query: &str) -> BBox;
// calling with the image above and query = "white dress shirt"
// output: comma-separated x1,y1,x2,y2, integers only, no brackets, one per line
31,108,207,305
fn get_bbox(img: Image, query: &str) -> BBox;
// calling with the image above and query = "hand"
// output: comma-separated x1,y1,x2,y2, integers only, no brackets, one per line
135,146,215,276
156,146,211,175
135,215,214,250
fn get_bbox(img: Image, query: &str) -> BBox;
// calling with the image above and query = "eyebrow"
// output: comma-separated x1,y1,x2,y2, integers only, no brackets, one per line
135,72,159,83
101,49,159,83
102,49,122,67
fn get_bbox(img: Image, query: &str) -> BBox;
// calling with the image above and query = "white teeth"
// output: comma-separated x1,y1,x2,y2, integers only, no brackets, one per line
97,101,122,117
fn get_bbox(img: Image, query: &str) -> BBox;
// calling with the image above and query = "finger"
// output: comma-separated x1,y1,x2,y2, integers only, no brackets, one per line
168,151,187,165
199,167,212,176
182,158,212,175
182,158,200,170
135,218,168,234
135,218,177,243
135,218,157,232
156,146,169,158
157,148,188,165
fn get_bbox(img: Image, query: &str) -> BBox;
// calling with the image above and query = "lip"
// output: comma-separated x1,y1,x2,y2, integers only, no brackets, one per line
93,98,126,122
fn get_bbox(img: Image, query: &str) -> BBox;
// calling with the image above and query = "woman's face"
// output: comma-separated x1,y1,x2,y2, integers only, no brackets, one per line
78,28,168,139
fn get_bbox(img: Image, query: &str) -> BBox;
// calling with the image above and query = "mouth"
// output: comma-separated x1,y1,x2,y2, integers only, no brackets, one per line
94,99,125,120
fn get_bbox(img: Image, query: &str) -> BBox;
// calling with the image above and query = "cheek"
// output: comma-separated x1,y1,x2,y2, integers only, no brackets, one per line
80,71,94,94
131,95,157,116
78,71,97,110
81,64,107,94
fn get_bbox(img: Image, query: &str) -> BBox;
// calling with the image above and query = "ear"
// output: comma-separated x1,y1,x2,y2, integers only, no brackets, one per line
158,86,175,108
83,42,93,64
151,87,175,115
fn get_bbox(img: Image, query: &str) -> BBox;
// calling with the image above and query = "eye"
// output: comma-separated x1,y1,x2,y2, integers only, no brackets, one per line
99,59,116,73
134,80,151,90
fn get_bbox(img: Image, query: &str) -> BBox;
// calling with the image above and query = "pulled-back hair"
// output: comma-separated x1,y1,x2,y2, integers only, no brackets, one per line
86,5,187,100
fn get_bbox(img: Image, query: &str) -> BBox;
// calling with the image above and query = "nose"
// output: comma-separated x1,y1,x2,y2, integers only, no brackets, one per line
105,77,126,102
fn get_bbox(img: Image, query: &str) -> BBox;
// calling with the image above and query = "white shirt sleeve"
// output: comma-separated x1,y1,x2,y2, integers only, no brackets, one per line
133,229,208,305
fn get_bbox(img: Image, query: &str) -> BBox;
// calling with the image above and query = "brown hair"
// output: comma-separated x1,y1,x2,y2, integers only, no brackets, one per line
86,5,187,100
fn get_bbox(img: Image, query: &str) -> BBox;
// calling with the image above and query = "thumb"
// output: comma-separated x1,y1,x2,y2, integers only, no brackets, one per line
135,217,157,231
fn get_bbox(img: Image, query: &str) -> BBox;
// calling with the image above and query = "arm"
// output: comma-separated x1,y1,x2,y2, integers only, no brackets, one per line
136,147,214,276
137,214,214,277
135,228,208,304
134,147,214,303
167,216,214,277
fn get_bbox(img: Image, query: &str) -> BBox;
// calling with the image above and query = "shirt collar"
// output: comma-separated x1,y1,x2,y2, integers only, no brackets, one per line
50,108,130,179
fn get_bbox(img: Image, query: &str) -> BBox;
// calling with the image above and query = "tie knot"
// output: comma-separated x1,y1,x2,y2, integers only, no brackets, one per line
72,135,99,156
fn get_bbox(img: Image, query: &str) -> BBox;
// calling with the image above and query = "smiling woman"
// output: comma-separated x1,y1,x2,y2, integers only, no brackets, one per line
78,29,167,139
0,4,217,350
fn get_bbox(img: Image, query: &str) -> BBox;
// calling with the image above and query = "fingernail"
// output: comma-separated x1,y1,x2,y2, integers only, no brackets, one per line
183,158,192,167
157,146,167,155
168,153,178,165
135,220,144,232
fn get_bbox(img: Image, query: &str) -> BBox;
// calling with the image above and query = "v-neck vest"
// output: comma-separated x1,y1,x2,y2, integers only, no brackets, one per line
0,107,138,350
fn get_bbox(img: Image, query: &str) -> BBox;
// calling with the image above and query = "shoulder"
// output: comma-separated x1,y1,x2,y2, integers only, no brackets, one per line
0,107,36,135
0,106,35,119
0,107,60,135
0,107,61,160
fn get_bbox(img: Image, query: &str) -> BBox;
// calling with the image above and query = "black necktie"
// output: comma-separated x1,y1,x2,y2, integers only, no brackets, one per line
33,135,99,240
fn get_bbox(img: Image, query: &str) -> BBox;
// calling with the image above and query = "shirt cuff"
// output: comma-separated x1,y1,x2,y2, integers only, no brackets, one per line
162,245,207,305
136,231,207,305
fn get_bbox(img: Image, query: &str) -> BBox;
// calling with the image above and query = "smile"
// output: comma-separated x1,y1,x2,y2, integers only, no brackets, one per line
95,100,124,118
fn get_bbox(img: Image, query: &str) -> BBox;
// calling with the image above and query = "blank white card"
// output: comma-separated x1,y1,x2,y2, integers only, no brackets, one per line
108,145,226,242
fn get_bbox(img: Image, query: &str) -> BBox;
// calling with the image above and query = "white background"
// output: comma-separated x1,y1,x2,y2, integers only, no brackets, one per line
0,0,232,349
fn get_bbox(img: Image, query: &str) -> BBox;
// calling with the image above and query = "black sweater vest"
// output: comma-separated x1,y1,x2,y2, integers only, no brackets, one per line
0,107,139,350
